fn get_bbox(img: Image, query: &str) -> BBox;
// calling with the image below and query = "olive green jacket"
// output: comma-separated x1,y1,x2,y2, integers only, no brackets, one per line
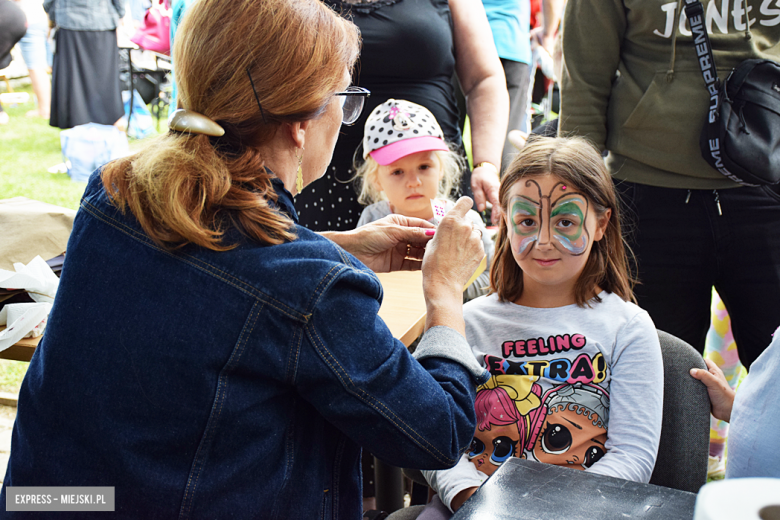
559,0,779,189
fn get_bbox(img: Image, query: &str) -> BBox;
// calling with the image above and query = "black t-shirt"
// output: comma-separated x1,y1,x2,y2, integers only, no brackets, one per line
0,0,28,69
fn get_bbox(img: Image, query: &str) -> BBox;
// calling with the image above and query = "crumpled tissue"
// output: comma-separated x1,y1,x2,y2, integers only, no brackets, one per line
0,256,60,352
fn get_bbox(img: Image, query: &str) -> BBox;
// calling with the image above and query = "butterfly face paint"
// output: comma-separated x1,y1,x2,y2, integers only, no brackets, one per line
509,197,540,256
509,179,591,258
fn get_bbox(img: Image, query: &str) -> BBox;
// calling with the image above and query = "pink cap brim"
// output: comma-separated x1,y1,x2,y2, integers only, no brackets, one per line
369,136,449,165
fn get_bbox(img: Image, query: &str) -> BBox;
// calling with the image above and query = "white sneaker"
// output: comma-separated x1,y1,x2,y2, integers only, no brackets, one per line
47,162,70,174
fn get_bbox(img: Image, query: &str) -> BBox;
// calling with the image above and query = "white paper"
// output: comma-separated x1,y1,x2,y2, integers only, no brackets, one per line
0,302,52,352
0,255,60,303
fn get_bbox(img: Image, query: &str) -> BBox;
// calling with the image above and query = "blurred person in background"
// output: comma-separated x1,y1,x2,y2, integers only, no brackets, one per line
0,0,27,125
16,0,51,119
481,0,533,172
44,0,125,129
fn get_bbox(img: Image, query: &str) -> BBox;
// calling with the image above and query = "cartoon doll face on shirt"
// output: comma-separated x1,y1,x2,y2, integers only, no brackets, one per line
468,377,542,475
533,403,607,470
467,423,522,476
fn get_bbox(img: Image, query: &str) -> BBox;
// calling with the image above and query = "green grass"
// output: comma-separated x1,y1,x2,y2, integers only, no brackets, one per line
0,84,86,210
0,81,163,394
0,361,28,394
1,83,74,393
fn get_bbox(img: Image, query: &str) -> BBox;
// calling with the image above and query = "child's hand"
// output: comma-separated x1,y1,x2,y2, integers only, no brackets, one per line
689,359,736,423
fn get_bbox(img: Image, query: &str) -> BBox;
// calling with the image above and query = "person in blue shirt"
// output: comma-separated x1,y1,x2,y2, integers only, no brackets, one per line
167,0,195,118
481,0,532,170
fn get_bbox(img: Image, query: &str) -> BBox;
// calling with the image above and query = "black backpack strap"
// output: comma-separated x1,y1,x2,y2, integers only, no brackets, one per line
683,0,721,122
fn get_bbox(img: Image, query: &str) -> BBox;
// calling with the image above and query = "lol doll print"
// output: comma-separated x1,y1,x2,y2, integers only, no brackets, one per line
526,383,610,470
468,376,541,476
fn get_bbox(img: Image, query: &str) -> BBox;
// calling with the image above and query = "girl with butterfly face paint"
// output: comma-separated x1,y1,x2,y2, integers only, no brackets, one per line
489,136,637,308
506,176,609,307
420,137,664,518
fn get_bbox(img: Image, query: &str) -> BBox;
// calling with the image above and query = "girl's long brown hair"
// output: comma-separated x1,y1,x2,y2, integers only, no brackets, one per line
490,136,636,306
102,0,360,250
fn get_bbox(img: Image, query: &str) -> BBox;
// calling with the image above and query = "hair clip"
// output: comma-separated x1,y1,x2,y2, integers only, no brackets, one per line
246,67,269,124
169,109,225,137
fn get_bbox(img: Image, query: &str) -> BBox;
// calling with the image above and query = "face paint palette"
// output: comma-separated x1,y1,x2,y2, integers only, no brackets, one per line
430,199,447,226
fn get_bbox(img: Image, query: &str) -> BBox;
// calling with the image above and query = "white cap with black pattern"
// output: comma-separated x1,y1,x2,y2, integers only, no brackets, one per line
362,99,449,165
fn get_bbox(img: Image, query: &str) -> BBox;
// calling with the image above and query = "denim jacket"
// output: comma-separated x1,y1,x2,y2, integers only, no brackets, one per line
43,0,125,31
2,171,487,519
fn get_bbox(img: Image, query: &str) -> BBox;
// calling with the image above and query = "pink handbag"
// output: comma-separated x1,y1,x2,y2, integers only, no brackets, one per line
130,0,172,55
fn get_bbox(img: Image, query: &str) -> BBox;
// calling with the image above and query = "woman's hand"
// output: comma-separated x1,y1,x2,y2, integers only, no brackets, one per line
690,358,736,423
422,197,485,336
320,216,435,273
470,165,501,223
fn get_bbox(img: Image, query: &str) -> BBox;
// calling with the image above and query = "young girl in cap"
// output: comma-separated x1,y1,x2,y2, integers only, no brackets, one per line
355,99,494,301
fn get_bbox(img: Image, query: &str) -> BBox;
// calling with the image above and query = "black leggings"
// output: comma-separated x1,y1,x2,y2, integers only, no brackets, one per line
616,180,780,370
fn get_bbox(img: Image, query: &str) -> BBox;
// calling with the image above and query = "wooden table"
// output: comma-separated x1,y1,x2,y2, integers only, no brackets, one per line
375,270,426,347
0,328,39,362
371,271,429,514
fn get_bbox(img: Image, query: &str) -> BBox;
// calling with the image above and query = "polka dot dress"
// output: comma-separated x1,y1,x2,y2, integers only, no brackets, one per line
295,165,363,231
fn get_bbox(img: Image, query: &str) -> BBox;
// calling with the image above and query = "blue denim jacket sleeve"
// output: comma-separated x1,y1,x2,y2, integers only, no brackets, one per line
294,266,482,469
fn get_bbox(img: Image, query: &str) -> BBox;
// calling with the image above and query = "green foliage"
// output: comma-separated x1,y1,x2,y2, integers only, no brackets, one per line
0,83,164,210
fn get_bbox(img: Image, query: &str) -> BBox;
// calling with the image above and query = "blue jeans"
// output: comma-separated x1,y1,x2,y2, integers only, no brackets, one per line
616,181,780,369
19,22,51,70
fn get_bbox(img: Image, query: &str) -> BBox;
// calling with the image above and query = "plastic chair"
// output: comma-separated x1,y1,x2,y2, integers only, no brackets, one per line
387,330,711,519
385,505,425,520
649,330,710,492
